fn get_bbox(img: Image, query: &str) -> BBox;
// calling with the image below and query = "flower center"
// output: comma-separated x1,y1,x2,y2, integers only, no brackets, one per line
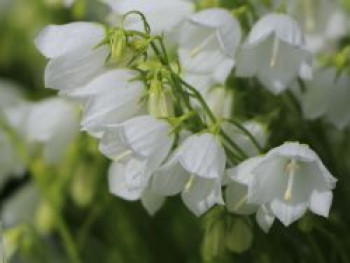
284,159,299,201
269,36,280,68
190,32,217,57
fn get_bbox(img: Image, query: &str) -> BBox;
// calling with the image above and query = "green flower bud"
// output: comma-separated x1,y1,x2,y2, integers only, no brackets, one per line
110,29,127,62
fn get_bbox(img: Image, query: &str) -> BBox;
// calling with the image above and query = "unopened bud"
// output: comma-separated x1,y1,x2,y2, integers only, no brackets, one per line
148,78,174,118
110,29,127,62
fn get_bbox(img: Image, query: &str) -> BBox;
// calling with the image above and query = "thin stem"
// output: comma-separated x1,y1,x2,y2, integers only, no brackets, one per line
225,119,264,153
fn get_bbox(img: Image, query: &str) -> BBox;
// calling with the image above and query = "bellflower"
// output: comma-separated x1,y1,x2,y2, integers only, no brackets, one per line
178,8,242,84
298,68,350,130
35,22,109,94
236,14,313,94
289,0,348,53
77,70,146,137
99,115,175,185
247,142,337,226
151,133,225,216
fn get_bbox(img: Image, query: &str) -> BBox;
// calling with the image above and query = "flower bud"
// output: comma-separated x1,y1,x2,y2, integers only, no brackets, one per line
70,164,96,208
110,29,127,62
148,78,174,118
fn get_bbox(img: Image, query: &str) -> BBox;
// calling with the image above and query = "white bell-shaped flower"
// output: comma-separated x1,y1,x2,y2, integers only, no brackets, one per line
178,8,242,84
298,68,350,129
288,0,348,53
99,115,174,161
79,70,146,137
225,156,275,233
103,0,194,35
151,133,225,216
35,22,109,94
236,14,313,94
25,98,79,164
247,142,337,226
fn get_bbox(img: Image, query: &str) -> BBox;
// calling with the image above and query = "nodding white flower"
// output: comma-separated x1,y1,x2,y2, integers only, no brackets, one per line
100,115,174,188
151,133,225,216
25,98,79,164
225,156,275,233
298,68,350,130
223,120,268,157
100,115,174,162
289,0,348,53
78,70,146,137
246,142,337,226
236,14,313,95
178,8,242,84
108,161,165,215
103,0,194,35
35,22,108,94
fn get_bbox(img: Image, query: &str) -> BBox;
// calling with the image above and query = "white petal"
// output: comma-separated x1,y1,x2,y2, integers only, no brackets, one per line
247,14,304,46
121,116,173,158
309,190,333,217
98,125,128,160
181,178,224,217
141,190,166,216
189,8,242,56
45,46,108,92
225,182,258,215
151,156,189,196
35,22,104,59
81,78,145,137
248,157,288,204
256,206,275,233
227,156,264,185
66,69,139,104
108,160,146,201
267,142,317,163
177,133,225,179
270,198,308,226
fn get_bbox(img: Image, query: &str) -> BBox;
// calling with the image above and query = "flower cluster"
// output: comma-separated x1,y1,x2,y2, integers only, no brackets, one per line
33,0,346,232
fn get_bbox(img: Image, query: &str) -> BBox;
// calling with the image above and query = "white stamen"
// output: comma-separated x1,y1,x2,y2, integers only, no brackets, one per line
113,150,132,162
190,32,216,57
184,174,196,192
233,194,248,211
284,159,298,201
269,36,280,68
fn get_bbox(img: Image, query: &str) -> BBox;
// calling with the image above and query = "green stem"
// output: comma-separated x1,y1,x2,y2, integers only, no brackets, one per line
225,119,264,153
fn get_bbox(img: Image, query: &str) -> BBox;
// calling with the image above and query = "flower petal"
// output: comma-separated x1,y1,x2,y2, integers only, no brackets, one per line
181,178,224,217
309,190,333,217
35,22,104,59
141,190,166,216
